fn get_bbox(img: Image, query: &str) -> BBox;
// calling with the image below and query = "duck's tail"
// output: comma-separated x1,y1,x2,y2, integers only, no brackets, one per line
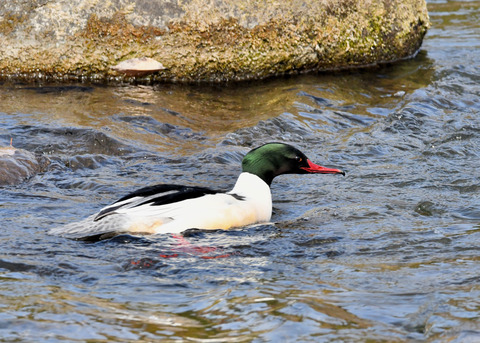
48,214,129,241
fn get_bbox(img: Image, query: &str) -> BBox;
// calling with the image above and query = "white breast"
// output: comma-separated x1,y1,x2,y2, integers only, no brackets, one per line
228,172,272,222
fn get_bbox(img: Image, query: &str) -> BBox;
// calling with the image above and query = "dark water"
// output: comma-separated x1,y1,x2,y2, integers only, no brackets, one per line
1,1,479,341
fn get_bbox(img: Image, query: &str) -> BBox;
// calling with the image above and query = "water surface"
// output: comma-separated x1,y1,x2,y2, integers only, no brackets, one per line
1,1,479,341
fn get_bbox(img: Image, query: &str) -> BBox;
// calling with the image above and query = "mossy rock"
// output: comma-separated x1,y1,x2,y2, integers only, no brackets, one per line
0,0,429,83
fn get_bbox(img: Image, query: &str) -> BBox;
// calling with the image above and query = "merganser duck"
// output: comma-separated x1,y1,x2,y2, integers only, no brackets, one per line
50,143,344,240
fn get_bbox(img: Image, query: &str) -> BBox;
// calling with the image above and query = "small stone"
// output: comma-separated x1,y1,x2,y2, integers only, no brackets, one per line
112,57,166,76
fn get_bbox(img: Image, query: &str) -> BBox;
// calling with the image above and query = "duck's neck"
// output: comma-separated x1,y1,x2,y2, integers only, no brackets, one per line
229,172,273,221
230,172,272,200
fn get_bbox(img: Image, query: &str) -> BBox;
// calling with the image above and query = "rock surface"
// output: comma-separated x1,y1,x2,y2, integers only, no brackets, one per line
0,0,429,82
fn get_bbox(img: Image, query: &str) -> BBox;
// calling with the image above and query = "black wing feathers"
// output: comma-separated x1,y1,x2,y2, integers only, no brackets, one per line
94,184,220,222
142,185,219,206
114,184,216,203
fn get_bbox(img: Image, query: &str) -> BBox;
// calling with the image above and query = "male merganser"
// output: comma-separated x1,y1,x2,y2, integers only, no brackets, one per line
50,143,344,239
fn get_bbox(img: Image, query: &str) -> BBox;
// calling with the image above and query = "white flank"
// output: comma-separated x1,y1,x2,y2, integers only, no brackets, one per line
50,172,272,238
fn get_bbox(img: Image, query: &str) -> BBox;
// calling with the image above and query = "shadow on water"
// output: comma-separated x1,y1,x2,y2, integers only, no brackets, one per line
1,1,480,341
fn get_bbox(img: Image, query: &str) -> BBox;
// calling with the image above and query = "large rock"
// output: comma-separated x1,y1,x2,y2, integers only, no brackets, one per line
0,0,429,82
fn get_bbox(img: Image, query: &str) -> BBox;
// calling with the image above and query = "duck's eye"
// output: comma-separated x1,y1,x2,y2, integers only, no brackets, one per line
295,156,302,162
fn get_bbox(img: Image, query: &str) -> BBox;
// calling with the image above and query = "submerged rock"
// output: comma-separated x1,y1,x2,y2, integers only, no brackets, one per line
0,0,429,82
0,146,48,186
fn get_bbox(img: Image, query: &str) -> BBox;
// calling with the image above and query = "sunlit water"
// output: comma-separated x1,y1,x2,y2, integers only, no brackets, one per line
1,1,479,341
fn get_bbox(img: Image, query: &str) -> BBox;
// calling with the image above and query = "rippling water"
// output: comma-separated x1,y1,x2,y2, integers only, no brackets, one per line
1,1,479,341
